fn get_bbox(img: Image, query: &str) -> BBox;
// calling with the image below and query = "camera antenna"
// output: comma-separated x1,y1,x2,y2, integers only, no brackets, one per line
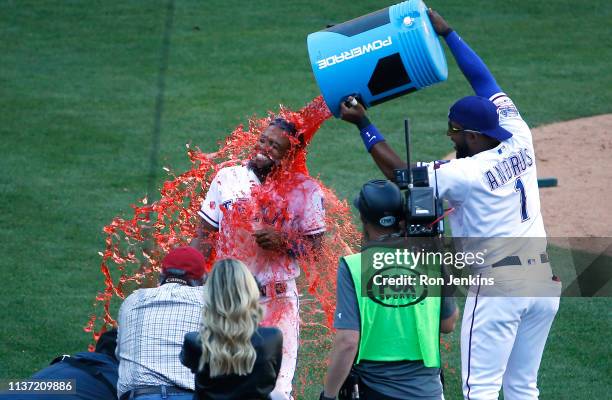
405,119,413,188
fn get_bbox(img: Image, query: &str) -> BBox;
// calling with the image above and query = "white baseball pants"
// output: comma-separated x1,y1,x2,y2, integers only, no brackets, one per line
260,279,300,400
461,265,561,400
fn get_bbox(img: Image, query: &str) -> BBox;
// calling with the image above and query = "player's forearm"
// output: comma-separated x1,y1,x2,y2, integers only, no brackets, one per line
190,221,216,258
289,233,323,258
323,336,358,397
444,31,502,98
441,307,459,334
189,236,201,250
341,102,407,179
356,119,407,180
370,141,407,180
191,239,213,259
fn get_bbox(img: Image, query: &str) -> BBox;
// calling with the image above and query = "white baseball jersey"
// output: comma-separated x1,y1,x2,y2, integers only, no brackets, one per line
198,164,326,285
425,92,546,265
429,94,560,400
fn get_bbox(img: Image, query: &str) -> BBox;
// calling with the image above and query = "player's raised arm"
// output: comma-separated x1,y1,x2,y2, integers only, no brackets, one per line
428,9,502,99
340,97,406,181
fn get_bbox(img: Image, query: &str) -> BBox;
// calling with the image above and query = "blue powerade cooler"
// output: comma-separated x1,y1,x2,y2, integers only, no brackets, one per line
307,0,447,117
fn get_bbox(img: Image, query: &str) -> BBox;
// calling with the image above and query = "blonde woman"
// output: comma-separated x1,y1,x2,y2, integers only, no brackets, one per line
181,259,283,400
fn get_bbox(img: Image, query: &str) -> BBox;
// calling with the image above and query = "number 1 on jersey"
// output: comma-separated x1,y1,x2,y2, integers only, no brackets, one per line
514,177,529,222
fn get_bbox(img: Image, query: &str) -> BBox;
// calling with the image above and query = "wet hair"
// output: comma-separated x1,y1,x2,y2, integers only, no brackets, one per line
269,118,304,146
269,117,296,134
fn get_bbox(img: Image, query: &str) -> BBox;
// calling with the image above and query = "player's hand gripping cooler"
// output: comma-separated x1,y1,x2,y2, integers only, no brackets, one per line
307,0,448,117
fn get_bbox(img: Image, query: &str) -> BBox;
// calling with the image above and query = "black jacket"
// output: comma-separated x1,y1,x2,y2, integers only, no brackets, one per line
180,327,283,400
4,352,118,400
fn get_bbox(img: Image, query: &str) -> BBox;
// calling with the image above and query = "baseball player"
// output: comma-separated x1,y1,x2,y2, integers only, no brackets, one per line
191,117,326,400
339,9,560,400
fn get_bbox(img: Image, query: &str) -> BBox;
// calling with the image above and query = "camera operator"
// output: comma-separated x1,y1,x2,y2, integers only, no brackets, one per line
320,180,458,400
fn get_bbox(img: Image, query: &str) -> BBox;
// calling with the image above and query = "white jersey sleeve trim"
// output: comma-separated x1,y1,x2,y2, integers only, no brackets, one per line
489,92,522,121
488,92,533,146
197,210,219,229
489,92,507,103
302,226,326,235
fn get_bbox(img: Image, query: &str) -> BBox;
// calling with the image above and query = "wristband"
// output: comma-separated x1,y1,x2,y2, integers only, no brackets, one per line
319,392,336,400
359,124,385,152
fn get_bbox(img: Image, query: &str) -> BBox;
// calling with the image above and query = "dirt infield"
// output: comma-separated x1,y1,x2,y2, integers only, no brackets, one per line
534,114,612,238
445,114,612,238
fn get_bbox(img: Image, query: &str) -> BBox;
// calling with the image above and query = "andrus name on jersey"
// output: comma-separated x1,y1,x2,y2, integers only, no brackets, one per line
484,148,533,191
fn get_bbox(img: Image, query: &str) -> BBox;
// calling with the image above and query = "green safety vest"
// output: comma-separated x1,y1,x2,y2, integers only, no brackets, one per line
343,250,441,367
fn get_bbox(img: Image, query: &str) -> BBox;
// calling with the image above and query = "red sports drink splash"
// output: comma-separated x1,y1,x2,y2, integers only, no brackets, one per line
85,96,361,397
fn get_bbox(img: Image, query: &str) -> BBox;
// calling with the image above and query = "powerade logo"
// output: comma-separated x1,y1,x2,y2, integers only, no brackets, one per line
317,36,393,70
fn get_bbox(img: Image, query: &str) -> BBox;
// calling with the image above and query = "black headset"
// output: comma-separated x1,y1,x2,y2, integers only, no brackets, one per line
354,179,403,228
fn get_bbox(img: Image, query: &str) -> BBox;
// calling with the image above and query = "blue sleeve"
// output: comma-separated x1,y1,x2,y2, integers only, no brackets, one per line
444,31,502,98
333,259,360,331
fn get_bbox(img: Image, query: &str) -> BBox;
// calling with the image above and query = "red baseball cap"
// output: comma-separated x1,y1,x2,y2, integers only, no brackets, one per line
161,247,206,280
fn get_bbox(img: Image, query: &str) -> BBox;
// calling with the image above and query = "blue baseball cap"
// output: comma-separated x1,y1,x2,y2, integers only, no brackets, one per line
448,96,512,141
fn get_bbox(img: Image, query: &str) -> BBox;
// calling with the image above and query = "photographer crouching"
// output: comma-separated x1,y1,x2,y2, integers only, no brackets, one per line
320,180,458,400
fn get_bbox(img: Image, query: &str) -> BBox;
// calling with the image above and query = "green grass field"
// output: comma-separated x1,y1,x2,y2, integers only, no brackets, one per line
1,0,611,398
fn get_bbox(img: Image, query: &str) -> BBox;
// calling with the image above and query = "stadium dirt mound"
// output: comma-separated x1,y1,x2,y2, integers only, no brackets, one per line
533,114,612,239
445,114,612,240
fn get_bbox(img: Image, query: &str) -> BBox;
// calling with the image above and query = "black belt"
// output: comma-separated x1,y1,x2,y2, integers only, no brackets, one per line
120,386,194,400
492,253,549,268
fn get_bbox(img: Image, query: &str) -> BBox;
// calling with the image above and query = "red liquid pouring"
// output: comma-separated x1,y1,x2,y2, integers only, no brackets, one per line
85,96,361,398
